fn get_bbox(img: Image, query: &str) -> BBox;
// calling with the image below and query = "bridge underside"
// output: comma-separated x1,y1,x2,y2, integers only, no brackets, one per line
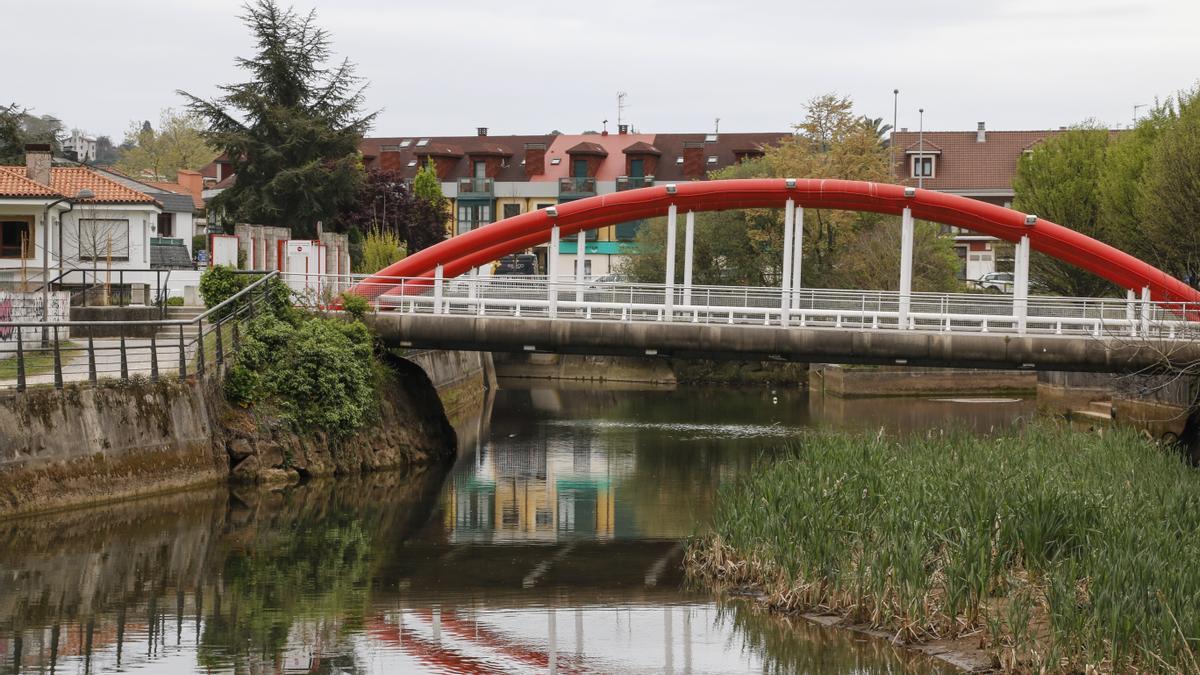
368,314,1200,374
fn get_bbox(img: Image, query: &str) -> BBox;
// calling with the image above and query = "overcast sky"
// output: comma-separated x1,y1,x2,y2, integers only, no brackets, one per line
7,0,1200,140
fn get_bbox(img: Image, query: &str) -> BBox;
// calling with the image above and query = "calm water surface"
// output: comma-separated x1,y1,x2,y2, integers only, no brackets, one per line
0,383,1032,673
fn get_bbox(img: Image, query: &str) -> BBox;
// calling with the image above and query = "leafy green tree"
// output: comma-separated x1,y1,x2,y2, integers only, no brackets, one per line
180,0,375,238
0,104,64,163
1141,87,1200,283
1012,125,1116,297
114,109,216,179
356,225,406,274
412,159,445,207
622,94,960,292
93,135,121,165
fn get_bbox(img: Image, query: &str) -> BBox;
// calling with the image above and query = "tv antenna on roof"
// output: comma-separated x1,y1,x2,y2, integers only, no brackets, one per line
617,91,628,128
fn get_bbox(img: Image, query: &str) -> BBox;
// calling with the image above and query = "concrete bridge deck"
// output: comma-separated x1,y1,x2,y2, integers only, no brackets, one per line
368,311,1200,373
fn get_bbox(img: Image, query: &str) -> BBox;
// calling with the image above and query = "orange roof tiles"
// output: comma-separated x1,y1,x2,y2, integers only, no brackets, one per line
0,166,159,205
0,168,59,198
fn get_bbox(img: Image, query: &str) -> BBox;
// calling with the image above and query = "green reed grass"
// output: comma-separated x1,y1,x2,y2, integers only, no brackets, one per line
689,423,1200,672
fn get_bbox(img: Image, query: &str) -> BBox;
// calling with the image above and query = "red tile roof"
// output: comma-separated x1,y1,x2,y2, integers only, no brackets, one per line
0,168,59,198
623,141,662,155
890,130,1069,192
0,166,160,204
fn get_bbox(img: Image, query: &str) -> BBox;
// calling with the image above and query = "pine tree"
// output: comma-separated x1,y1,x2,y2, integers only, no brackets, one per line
179,0,375,236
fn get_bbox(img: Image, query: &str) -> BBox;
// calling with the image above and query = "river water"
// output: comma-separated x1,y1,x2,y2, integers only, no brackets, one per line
0,382,1033,674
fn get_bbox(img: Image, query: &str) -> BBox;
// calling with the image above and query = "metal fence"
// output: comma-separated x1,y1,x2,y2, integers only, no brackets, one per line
305,272,1200,341
0,272,278,391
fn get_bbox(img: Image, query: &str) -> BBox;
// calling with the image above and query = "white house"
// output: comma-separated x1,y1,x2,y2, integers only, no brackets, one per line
0,145,170,294
62,131,97,163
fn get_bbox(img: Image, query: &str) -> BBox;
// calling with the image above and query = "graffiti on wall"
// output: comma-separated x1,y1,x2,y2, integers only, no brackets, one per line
0,291,70,353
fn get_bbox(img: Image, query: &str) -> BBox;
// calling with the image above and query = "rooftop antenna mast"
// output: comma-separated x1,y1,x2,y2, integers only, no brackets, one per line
617,91,628,128
714,117,720,135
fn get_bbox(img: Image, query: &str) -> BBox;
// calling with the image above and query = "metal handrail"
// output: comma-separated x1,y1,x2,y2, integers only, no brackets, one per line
0,271,279,391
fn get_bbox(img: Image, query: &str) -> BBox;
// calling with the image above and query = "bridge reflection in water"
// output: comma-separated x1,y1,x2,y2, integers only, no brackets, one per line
0,384,996,674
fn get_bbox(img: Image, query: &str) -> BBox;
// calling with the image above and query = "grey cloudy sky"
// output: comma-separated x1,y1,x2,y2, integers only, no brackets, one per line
6,0,1200,140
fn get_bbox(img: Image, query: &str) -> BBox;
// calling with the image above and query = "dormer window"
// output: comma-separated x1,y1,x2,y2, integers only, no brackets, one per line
911,155,935,178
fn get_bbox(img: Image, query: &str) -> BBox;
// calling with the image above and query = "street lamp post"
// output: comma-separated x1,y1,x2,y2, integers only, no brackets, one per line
41,188,95,345
891,89,899,176
917,108,926,190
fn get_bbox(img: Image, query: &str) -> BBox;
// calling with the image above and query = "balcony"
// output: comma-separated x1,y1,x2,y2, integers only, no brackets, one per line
558,176,596,199
457,177,494,197
615,175,655,191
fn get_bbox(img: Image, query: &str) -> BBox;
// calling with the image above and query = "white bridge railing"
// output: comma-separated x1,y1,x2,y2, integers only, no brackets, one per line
282,273,1200,340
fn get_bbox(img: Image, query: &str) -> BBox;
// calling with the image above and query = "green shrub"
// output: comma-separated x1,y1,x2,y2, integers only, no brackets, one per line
165,296,185,307
199,265,246,308
340,292,371,321
224,364,259,406
192,234,207,253
226,312,377,437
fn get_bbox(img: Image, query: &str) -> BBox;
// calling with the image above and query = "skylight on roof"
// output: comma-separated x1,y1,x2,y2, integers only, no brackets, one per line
550,157,561,165
400,139,413,148
707,155,718,164
704,134,718,142
407,160,417,167
416,138,430,147
675,156,684,164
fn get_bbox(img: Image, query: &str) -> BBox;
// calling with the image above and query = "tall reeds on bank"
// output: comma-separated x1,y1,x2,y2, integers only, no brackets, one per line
688,424,1200,672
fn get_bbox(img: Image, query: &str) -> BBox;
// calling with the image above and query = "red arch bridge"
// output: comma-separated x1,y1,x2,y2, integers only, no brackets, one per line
303,179,1200,373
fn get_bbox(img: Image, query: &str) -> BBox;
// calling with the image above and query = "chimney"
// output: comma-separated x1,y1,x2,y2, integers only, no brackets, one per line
976,121,986,143
524,143,546,177
477,127,488,137
24,143,52,186
618,124,629,135
176,169,203,200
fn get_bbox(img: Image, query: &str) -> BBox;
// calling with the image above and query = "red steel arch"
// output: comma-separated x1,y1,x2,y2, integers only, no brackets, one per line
355,179,1200,305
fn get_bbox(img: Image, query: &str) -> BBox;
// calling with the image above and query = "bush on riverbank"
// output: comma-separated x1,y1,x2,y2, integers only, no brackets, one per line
688,424,1200,672
226,310,379,438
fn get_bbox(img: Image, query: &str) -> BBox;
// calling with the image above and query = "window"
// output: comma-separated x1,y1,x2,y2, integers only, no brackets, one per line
399,139,413,148
572,159,588,178
910,155,935,178
416,138,430,146
157,213,174,238
0,217,33,259
536,203,554,211
704,133,718,142
574,259,592,278
407,160,417,167
456,203,492,236
630,158,644,178
503,203,522,219
675,156,684,164
707,155,718,165
616,220,641,241
78,219,130,260
550,157,561,165
474,160,487,178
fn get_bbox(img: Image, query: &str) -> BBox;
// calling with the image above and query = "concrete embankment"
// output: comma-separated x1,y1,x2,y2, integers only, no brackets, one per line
809,363,1036,397
0,349,487,519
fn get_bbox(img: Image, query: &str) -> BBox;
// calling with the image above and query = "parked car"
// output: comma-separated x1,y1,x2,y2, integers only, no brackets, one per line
494,254,538,276
972,271,1014,293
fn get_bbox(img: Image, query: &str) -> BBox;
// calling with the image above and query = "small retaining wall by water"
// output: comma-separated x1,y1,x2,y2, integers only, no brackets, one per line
0,377,227,518
810,363,1036,398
